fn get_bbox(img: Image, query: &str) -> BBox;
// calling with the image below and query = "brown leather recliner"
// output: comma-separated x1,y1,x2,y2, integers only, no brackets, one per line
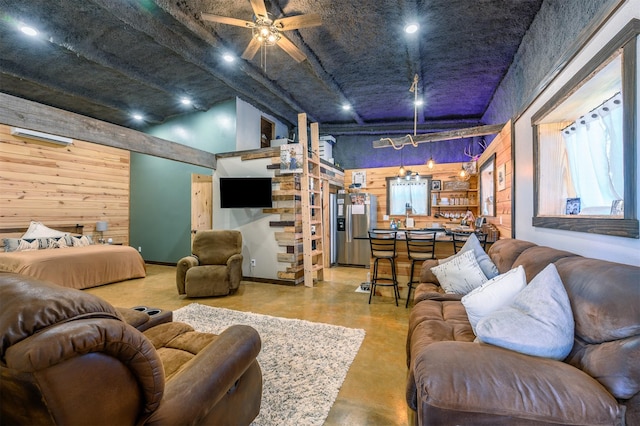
0,273,262,425
177,230,243,297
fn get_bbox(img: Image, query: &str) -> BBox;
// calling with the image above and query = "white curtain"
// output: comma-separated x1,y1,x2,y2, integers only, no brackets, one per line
539,122,574,215
562,92,623,214
389,179,428,215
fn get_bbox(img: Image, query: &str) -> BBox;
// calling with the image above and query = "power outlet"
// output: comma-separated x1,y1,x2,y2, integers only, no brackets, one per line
251,259,256,267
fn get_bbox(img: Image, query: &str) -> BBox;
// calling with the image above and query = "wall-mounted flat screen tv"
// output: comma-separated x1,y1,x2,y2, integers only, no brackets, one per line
220,177,273,208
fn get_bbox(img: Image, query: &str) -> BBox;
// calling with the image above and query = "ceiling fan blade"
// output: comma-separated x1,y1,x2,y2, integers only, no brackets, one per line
277,36,306,63
274,13,322,31
250,0,268,18
201,13,253,28
241,37,262,60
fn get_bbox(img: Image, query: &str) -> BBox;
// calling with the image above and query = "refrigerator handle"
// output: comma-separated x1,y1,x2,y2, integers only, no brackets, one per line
346,205,352,242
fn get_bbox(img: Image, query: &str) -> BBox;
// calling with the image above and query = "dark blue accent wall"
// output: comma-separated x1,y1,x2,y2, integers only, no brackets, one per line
332,135,486,169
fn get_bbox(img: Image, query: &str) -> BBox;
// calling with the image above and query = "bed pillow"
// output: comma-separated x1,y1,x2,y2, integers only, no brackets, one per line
439,233,499,279
461,265,526,333
16,239,40,252
4,238,50,252
430,250,488,294
69,235,93,247
475,264,574,360
47,236,69,249
22,221,68,239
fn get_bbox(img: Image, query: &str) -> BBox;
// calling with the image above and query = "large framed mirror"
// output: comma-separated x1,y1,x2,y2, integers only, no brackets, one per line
479,154,496,217
531,22,638,238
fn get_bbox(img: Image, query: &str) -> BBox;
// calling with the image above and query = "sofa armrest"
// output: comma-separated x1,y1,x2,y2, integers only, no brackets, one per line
146,324,261,425
176,255,199,294
411,341,622,424
226,253,243,292
419,259,440,285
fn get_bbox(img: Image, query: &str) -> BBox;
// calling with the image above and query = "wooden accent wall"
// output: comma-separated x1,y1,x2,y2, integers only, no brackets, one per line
344,162,478,229
0,124,131,244
476,121,513,238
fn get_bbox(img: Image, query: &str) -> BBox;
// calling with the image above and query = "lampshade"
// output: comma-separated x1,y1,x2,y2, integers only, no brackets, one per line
96,221,108,232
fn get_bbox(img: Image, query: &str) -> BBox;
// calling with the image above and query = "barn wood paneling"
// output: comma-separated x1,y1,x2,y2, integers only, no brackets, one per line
1,124,131,245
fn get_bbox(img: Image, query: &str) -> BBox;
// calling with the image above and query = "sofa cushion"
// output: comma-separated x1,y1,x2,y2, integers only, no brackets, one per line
461,265,526,333
412,341,623,424
486,239,537,274
556,256,640,400
475,264,574,360
431,250,488,294
441,233,499,279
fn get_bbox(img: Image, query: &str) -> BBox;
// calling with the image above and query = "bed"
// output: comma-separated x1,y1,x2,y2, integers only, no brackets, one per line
0,223,146,290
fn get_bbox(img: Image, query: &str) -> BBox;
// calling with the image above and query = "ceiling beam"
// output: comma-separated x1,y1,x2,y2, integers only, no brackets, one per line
321,119,484,136
372,123,505,148
0,93,216,169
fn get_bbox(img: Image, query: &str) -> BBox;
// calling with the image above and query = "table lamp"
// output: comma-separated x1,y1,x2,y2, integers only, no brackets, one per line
96,221,108,244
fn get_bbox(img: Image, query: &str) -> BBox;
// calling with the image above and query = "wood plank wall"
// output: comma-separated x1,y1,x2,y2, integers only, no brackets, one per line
344,122,513,239
0,124,131,244
344,162,478,229
475,121,513,238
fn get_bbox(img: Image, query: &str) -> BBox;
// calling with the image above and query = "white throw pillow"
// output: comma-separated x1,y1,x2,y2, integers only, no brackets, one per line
22,221,67,239
71,235,92,247
440,233,499,279
461,265,527,333
475,264,575,360
430,250,488,294
16,239,40,251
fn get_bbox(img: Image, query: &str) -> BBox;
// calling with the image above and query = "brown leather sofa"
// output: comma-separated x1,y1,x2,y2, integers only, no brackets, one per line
177,230,243,297
0,273,262,425
406,238,639,425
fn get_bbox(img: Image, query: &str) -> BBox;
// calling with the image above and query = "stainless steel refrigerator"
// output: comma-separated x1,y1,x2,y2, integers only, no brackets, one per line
336,192,377,266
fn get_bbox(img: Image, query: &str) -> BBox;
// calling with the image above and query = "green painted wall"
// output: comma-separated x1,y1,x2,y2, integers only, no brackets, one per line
129,99,236,263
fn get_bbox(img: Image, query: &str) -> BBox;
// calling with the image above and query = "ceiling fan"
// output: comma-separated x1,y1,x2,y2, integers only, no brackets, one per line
202,0,321,63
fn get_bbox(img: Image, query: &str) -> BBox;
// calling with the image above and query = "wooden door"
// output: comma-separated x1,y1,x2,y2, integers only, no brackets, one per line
191,174,212,243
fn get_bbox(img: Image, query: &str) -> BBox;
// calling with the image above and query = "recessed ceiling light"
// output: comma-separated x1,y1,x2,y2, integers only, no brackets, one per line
342,104,351,111
415,99,424,106
180,97,192,106
20,25,38,36
223,53,235,63
404,23,419,34
132,113,144,121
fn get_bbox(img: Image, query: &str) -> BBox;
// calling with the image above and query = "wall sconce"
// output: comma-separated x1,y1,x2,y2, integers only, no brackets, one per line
96,221,108,244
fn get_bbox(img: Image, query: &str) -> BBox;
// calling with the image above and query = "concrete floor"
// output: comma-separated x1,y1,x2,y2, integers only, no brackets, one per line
85,265,413,426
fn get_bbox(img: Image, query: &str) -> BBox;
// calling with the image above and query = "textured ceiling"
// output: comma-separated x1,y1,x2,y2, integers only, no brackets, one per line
0,0,543,137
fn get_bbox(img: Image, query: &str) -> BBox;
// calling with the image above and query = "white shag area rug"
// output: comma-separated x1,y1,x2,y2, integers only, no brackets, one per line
173,303,366,426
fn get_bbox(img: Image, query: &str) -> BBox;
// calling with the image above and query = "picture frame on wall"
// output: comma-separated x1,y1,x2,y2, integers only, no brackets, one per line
431,180,441,191
566,198,581,215
497,163,506,191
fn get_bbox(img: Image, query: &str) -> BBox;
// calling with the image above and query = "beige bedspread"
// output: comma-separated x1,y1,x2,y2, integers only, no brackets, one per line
0,245,146,289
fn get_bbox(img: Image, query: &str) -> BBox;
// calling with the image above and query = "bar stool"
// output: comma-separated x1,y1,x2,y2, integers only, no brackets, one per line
368,230,399,306
452,231,488,253
405,230,437,307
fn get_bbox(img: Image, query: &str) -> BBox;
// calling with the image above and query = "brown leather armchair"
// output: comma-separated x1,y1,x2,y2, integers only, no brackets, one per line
0,273,262,425
177,230,243,297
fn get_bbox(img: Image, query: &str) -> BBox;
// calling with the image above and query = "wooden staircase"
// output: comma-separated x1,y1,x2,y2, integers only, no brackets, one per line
299,113,324,287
